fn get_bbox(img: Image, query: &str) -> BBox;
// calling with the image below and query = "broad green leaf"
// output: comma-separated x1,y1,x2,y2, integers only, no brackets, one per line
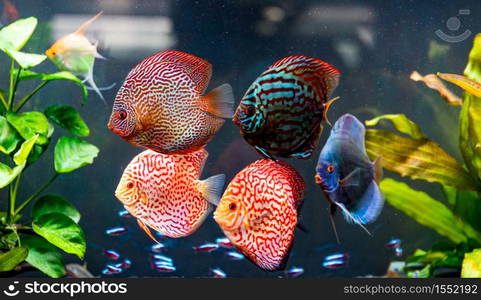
0,115,20,154
451,188,481,243
461,249,481,278
43,72,88,100
27,144,46,165
21,235,65,278
12,69,87,99
460,34,481,183
380,178,467,243
6,111,50,145
0,162,24,189
366,129,478,190
32,194,81,223
54,136,99,173
32,212,86,259
45,105,90,137
4,49,46,69
365,114,425,139
13,134,38,165
0,17,37,51
0,247,27,271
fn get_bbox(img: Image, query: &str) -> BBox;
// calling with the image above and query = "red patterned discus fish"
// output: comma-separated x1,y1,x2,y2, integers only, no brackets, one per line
115,148,225,239
213,159,305,271
108,50,234,154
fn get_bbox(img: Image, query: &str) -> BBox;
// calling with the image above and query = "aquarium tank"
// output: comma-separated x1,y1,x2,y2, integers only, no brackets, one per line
1,0,481,280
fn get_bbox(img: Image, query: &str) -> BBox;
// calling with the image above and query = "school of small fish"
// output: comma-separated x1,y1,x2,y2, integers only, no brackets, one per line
93,31,394,276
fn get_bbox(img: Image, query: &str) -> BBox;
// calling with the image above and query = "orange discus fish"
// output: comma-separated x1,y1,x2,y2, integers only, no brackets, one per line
213,159,305,271
107,50,234,154
115,148,225,239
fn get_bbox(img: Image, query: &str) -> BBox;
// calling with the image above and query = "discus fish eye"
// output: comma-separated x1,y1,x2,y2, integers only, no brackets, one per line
246,105,255,116
117,110,127,120
127,182,134,189
228,202,237,211
326,165,335,174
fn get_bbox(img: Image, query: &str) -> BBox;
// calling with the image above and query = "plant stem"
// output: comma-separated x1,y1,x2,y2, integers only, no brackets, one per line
0,92,7,111
7,173,22,224
7,60,21,111
14,173,58,215
14,81,48,113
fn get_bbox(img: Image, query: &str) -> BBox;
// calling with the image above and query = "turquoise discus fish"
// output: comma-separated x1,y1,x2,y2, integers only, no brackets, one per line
315,114,384,242
233,55,340,159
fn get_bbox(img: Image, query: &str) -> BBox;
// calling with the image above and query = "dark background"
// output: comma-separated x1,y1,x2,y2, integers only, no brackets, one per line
3,0,480,277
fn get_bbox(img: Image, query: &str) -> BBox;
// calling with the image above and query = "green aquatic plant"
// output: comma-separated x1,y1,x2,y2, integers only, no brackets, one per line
365,33,481,278
0,18,98,277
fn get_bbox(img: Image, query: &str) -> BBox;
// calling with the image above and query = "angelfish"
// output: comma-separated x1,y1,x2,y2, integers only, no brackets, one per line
45,12,112,102
115,148,225,240
315,114,384,242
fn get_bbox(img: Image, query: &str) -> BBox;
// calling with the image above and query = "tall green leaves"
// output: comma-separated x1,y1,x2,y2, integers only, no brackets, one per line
460,34,481,183
365,115,477,190
380,179,467,243
0,17,96,277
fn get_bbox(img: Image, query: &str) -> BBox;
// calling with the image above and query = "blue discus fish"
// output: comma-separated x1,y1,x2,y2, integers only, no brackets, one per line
315,114,383,242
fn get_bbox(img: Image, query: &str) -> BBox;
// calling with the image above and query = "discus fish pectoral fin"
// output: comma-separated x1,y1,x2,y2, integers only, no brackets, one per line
200,174,226,206
137,219,159,243
339,168,361,187
201,83,235,118
372,156,383,184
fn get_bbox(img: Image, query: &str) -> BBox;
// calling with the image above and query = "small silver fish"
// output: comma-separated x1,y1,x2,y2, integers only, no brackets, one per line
210,268,227,278
285,267,304,277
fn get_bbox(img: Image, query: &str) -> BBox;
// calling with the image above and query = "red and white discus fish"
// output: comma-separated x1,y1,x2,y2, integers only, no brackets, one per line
108,50,234,154
213,159,305,271
115,148,225,239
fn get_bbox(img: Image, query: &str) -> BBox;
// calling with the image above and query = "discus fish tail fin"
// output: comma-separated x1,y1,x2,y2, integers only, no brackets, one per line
373,156,383,184
137,219,159,243
76,11,103,35
202,83,234,118
323,96,340,126
200,174,226,206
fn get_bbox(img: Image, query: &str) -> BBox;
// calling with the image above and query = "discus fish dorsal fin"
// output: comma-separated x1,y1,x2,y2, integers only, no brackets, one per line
201,83,234,118
75,11,103,35
323,96,340,126
156,50,213,93
137,219,159,243
200,174,226,206
373,157,383,184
